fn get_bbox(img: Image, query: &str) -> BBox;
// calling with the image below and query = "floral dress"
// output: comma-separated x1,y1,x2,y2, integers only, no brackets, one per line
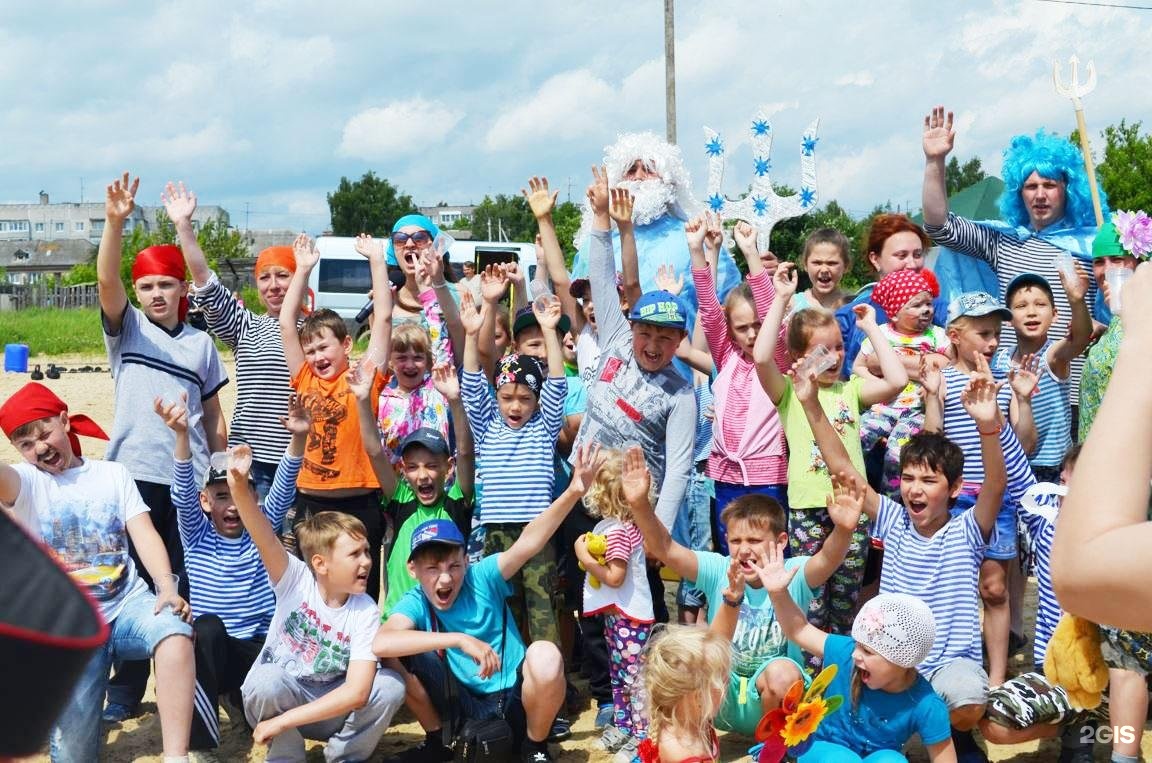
1078,318,1122,443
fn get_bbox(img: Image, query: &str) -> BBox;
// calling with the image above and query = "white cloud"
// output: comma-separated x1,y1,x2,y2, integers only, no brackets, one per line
834,71,874,88
484,70,616,152
339,99,463,159
226,22,335,89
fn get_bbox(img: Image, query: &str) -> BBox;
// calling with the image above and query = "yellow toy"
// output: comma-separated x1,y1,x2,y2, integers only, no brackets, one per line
1044,613,1110,709
579,532,609,588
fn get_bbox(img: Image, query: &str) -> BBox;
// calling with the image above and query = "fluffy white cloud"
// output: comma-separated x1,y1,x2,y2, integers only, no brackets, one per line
339,99,464,159
484,70,616,152
834,71,875,88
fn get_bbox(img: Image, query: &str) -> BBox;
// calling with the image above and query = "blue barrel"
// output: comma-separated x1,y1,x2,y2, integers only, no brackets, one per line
4,343,29,373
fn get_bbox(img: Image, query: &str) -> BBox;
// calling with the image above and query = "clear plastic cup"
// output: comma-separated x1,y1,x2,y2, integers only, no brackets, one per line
209,451,231,472
1105,266,1132,314
798,344,837,378
433,232,455,259
533,293,559,315
1054,252,1078,283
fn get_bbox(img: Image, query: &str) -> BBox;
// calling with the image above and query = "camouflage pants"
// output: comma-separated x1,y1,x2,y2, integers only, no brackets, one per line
789,507,870,636
483,523,559,645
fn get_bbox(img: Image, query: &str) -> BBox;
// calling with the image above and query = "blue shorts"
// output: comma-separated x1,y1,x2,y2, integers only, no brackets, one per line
950,492,1017,560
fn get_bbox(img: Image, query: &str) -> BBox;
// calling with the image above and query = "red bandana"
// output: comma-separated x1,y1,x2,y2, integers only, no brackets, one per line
0,383,108,456
873,269,939,318
132,244,189,320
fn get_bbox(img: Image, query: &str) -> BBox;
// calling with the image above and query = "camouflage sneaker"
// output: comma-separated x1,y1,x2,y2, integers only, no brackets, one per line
986,672,1078,729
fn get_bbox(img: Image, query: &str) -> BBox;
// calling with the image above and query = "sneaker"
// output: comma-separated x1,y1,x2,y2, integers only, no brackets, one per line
950,729,989,763
594,702,615,729
520,742,554,763
101,702,140,724
598,725,630,753
382,738,455,762
613,736,640,763
547,716,571,743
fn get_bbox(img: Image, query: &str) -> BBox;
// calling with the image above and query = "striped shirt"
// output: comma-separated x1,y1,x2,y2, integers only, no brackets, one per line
693,382,714,465
1019,486,1061,670
925,213,1098,405
172,454,301,639
942,365,1013,488
995,341,1071,468
605,521,644,562
874,495,986,675
463,370,565,524
190,273,293,465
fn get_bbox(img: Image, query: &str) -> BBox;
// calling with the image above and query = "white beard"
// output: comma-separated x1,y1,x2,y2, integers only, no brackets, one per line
616,179,677,226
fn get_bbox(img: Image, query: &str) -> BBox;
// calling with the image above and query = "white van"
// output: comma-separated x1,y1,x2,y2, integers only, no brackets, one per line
308,236,536,336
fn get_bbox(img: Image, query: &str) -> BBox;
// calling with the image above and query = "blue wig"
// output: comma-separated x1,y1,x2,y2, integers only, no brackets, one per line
999,130,1108,229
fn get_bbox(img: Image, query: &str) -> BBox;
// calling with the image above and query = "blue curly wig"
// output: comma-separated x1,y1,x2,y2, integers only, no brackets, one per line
999,130,1108,228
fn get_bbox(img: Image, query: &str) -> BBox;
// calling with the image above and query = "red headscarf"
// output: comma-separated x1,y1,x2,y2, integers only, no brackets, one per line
132,244,189,320
873,269,939,319
0,383,108,456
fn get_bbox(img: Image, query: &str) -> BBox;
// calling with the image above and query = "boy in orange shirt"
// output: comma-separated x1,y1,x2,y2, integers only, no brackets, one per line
279,232,392,600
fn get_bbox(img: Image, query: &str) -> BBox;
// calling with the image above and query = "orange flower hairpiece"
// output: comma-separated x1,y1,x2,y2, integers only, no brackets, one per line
752,664,843,763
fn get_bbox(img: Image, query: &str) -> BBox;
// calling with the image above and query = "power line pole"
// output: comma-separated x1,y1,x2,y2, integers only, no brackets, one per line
664,0,677,144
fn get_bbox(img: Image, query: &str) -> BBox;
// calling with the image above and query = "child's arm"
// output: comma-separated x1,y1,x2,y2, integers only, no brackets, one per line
432,361,475,498
793,363,882,521
961,375,1008,541
709,558,746,641
802,472,866,588
855,304,910,407
162,181,211,288
349,365,396,497
363,239,394,372
1007,354,1039,454
574,533,627,589
497,443,602,581
535,295,566,380
758,541,829,658
924,740,958,763
586,167,629,346
252,660,379,746
459,291,489,376
280,234,320,377
505,261,529,313
374,614,502,679
688,217,734,369
753,264,798,405
477,264,509,380
125,510,192,621
155,394,207,548
202,395,227,454
0,462,22,506
921,355,944,432
524,177,585,337
620,446,700,582
609,189,642,310
264,395,310,527
417,247,464,364
227,444,288,584
97,172,139,335
1048,263,1093,378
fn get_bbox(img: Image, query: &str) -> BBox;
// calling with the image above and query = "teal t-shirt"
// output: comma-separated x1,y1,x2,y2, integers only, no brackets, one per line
390,553,526,694
692,551,815,676
813,635,951,754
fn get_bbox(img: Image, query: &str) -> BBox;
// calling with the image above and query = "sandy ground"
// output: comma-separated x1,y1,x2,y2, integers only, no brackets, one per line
3,353,1150,761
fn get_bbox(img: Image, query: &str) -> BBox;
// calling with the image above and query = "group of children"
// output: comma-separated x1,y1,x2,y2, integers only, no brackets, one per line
1,164,1147,763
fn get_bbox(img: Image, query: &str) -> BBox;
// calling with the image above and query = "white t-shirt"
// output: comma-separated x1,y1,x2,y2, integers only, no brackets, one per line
576,323,601,381
581,518,654,623
255,554,381,683
6,458,149,622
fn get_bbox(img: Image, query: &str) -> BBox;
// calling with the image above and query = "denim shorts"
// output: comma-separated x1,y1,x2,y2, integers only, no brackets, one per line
950,491,1018,560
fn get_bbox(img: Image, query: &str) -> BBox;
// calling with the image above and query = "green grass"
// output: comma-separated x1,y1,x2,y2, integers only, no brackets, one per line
0,307,106,356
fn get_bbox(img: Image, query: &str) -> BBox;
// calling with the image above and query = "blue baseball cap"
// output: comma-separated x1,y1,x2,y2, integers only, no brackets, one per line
946,291,1012,326
628,289,687,330
408,519,466,560
398,427,451,457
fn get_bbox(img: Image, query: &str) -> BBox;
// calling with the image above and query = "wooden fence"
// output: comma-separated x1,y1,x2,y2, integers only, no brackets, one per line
0,283,100,310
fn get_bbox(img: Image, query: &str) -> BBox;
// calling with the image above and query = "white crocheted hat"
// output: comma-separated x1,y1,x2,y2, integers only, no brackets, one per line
851,593,936,669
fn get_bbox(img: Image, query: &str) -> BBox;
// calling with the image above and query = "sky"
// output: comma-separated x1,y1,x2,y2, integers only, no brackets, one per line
0,0,1147,239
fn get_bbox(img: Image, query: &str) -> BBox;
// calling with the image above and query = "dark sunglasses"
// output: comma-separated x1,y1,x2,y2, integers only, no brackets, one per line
392,230,433,246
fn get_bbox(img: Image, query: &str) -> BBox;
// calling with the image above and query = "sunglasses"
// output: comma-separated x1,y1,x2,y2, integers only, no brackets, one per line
392,231,433,246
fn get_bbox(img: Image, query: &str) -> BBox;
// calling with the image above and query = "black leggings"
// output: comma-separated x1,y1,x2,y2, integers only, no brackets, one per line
293,491,385,602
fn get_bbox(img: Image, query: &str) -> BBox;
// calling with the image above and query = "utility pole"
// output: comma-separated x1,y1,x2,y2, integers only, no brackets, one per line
664,0,677,144
245,202,250,233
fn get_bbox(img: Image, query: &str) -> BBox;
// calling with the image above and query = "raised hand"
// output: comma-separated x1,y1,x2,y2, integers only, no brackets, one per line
922,105,955,160
459,290,487,336
620,445,652,507
587,165,610,216
788,357,819,404
703,211,724,255
161,181,196,225
1057,260,1090,303
292,232,320,271
920,354,943,400
773,262,799,301
533,293,562,330
1009,353,1041,399
105,171,139,220
153,392,189,433
852,302,879,331
354,233,385,260
961,374,1003,429
522,176,558,219
568,442,604,495
655,263,684,296
228,443,254,482
609,187,634,228
969,350,995,384
479,263,509,304
279,393,313,434
748,542,798,594
430,361,461,401
733,221,759,260
418,247,446,289
722,556,747,602
826,471,865,531
684,216,708,253
504,261,525,286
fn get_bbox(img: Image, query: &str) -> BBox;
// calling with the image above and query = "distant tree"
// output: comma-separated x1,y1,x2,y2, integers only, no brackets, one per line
1092,119,1152,213
449,216,472,231
552,201,583,269
945,156,987,195
469,194,537,243
327,171,416,236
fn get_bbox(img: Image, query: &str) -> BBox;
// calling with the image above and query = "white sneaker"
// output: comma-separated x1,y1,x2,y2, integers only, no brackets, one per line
598,725,630,752
613,736,641,763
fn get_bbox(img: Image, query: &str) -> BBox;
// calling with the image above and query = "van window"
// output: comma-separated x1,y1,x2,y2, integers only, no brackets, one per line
318,259,371,294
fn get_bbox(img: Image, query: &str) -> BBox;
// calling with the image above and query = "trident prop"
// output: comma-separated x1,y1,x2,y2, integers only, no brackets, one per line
1053,55,1104,226
702,108,820,253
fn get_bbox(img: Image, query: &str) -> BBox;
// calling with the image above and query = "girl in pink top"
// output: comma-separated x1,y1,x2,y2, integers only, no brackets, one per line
688,218,791,553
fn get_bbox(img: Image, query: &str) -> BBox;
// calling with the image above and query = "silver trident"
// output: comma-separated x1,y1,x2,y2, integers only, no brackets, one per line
1053,55,1104,226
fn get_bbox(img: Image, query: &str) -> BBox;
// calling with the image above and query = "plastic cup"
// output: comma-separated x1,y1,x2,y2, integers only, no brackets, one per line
1105,266,1132,314
433,232,455,259
209,451,231,472
1054,252,1078,283
799,344,837,378
533,293,559,314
